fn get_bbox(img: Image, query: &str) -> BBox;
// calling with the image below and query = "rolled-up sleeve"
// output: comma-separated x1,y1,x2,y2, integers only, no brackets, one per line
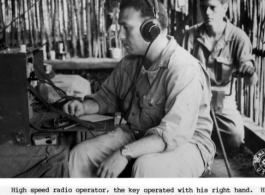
145,63,203,152
236,32,255,68
84,60,124,114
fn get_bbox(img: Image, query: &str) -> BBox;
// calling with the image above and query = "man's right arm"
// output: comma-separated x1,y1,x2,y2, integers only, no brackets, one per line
63,58,126,116
63,99,99,116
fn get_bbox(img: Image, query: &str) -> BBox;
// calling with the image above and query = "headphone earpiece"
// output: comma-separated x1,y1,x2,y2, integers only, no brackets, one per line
140,0,161,42
140,19,161,42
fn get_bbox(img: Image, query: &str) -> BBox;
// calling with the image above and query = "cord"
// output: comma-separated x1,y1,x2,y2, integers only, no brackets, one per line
52,95,82,105
35,78,66,96
119,39,155,124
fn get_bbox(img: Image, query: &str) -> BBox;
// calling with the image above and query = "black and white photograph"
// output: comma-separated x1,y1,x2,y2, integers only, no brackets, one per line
0,0,264,193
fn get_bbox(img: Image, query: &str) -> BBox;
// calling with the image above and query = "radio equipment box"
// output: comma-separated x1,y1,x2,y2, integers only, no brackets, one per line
0,48,45,146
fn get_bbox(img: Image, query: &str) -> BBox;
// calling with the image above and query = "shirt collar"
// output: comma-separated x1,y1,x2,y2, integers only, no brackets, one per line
124,36,178,85
144,36,178,84
195,18,234,53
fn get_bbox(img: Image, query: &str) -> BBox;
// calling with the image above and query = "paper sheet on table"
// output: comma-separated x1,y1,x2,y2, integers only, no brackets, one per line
78,114,114,123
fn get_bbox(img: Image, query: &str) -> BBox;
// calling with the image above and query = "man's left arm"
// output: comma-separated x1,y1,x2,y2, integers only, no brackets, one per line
238,61,258,86
236,34,258,86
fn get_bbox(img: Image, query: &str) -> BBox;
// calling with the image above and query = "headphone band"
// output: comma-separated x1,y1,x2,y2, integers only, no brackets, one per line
153,0,159,19
145,0,159,19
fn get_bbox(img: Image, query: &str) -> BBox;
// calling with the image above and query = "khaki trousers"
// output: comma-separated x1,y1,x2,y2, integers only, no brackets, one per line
69,128,205,178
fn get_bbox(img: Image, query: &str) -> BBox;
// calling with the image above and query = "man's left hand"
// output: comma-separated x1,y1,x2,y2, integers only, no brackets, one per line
238,61,255,78
97,150,128,178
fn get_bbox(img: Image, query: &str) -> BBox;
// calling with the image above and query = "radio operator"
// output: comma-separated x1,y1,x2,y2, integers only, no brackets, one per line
181,0,258,152
63,0,215,178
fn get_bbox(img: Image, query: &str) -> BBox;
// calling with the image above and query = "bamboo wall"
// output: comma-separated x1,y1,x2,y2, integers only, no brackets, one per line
0,0,113,58
227,0,265,128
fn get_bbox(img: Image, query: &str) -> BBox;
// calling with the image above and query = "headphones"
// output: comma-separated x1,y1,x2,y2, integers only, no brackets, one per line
140,0,161,42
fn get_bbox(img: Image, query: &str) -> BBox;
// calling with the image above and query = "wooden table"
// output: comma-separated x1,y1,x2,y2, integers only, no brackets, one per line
45,58,119,70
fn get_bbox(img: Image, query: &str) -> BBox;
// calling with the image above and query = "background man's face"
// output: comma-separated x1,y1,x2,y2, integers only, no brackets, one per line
118,8,149,56
200,0,228,26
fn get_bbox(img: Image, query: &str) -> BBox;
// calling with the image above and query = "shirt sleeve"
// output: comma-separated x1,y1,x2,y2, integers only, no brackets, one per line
235,32,256,69
84,60,124,114
145,62,204,152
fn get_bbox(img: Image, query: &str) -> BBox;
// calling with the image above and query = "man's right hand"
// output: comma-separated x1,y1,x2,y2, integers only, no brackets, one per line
63,100,85,117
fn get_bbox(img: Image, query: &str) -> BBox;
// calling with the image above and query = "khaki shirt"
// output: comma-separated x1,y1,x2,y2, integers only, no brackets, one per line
181,19,255,95
86,36,215,167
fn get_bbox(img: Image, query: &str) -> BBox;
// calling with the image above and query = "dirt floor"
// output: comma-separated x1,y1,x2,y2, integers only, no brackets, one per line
203,144,262,178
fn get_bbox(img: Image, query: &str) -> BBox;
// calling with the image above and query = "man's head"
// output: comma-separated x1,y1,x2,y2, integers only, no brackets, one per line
199,0,229,26
118,0,168,55
120,0,168,30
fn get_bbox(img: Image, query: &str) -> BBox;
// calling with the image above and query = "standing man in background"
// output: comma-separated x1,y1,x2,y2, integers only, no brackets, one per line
182,0,258,152
64,0,215,178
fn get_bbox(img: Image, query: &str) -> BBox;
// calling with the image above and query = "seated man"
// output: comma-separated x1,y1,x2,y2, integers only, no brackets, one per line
181,0,258,152
63,0,215,178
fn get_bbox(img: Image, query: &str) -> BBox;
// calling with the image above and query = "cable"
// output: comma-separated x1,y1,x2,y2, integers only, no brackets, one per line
36,78,66,96
52,95,82,105
119,39,155,124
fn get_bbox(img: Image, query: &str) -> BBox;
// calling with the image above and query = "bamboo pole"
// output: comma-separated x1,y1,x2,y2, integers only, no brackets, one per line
101,0,107,58
35,0,41,45
74,0,84,57
16,0,21,46
31,0,37,45
0,0,4,43
22,0,27,44
91,0,96,57
61,0,68,57
26,0,33,45
97,0,102,58
70,0,77,57
95,0,100,58
39,0,45,45
11,0,15,46
5,0,11,47
51,0,57,49
81,0,85,37
86,0,92,57
262,60,265,127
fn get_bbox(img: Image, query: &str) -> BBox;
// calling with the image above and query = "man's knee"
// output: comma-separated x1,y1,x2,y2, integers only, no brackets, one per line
228,130,244,148
70,141,93,160
131,154,160,177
